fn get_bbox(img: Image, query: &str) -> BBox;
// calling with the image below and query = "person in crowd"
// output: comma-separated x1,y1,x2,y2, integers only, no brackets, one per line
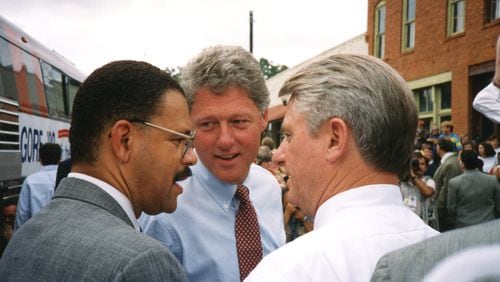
55,157,72,190
478,141,497,174
282,188,313,242
433,138,462,232
448,150,500,228
371,219,500,281
462,141,474,152
0,200,13,258
140,46,285,282
488,135,500,154
473,35,500,124
415,119,429,149
14,143,61,229
439,121,462,152
256,146,277,175
1,198,16,232
245,54,438,282
0,60,196,281
400,153,436,226
261,136,276,151
426,124,441,144
421,142,439,177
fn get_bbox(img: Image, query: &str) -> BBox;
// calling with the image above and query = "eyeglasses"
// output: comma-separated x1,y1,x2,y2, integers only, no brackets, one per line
129,119,196,158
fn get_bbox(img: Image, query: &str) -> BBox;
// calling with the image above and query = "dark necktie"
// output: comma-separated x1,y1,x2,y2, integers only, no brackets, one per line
235,184,263,281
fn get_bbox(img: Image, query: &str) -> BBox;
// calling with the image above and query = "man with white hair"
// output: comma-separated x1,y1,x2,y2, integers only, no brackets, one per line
246,54,438,281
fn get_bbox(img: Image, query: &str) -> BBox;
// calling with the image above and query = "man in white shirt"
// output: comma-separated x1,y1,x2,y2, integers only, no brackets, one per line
15,143,61,229
246,54,438,282
473,35,500,124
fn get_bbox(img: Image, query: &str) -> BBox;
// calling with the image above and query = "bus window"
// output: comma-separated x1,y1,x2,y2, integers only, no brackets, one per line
0,37,18,101
22,50,46,115
41,61,66,118
66,77,79,115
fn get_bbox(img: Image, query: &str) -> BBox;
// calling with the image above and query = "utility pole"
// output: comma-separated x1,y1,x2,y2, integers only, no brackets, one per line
249,10,253,54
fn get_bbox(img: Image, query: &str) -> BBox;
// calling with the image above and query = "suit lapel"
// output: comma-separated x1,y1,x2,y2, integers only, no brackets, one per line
54,177,134,228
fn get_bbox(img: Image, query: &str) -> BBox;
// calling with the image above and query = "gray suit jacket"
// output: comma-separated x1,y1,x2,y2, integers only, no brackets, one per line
370,219,500,282
0,177,187,281
433,154,462,209
448,169,500,228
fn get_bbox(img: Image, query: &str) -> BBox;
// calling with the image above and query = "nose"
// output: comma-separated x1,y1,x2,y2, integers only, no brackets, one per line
216,123,235,149
182,147,198,166
272,143,286,167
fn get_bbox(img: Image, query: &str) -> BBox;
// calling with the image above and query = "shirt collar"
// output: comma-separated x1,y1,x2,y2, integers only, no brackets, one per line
191,161,253,212
441,152,454,164
67,172,141,231
313,184,402,230
41,164,58,171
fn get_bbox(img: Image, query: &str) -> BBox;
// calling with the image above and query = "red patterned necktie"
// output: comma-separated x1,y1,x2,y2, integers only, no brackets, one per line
235,184,263,281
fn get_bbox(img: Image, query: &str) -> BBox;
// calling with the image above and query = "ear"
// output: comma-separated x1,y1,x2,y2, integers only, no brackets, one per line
109,120,134,164
259,110,269,132
325,118,349,163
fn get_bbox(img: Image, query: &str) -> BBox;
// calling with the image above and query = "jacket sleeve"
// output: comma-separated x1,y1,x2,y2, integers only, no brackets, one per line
447,180,457,217
472,83,500,124
370,254,391,282
115,247,187,282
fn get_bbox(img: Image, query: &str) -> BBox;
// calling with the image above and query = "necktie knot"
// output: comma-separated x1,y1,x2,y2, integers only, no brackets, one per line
235,185,250,202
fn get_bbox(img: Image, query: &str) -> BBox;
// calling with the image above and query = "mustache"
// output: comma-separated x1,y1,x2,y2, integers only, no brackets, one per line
174,167,192,182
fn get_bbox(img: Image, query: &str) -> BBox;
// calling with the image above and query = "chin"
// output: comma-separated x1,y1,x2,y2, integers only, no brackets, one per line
214,169,249,184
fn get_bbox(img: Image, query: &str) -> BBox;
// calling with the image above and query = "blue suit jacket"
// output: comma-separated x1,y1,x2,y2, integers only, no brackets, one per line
0,177,187,281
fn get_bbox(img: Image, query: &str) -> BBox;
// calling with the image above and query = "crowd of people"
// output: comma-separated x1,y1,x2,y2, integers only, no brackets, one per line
0,36,499,281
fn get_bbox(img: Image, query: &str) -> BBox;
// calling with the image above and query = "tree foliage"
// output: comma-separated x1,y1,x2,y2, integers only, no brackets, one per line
165,57,288,83
164,67,182,83
259,58,288,79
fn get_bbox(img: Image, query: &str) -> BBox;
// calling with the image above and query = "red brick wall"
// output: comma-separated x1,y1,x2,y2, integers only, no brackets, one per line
367,0,500,136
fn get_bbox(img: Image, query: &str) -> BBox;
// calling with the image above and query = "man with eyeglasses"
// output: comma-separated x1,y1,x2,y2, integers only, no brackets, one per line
0,61,196,281
140,46,285,282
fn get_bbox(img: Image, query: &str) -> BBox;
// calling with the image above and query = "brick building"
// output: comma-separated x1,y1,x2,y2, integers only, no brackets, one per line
264,34,368,142
367,0,500,140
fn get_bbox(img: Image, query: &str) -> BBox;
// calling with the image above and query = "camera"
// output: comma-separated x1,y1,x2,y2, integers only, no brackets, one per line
411,159,420,169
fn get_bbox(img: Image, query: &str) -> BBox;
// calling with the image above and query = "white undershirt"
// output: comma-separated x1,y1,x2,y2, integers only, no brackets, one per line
68,172,140,231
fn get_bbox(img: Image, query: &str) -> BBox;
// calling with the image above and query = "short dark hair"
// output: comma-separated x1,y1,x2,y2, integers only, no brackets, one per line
70,60,184,164
438,138,454,153
461,150,479,170
39,143,61,165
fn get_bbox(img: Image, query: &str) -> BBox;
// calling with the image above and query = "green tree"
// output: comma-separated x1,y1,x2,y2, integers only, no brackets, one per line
164,66,182,83
259,58,288,79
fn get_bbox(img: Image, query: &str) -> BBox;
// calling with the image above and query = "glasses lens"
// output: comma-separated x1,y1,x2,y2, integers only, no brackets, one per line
182,133,195,158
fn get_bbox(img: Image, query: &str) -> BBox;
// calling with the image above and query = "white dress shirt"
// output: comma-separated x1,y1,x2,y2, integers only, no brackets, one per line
246,184,439,282
473,82,500,124
68,172,140,231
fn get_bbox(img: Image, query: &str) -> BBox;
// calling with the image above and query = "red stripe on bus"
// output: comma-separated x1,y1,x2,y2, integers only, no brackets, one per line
58,129,70,138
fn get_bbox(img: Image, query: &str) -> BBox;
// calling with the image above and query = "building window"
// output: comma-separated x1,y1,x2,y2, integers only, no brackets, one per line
413,82,452,125
485,0,500,23
447,0,465,36
402,0,416,51
374,1,386,58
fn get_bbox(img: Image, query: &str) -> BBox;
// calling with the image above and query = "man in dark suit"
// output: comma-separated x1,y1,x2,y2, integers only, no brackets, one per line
0,61,197,281
448,150,500,228
371,219,500,281
433,137,462,231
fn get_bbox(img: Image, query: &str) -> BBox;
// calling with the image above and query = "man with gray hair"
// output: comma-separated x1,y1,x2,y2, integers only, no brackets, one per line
141,46,285,282
246,54,438,281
